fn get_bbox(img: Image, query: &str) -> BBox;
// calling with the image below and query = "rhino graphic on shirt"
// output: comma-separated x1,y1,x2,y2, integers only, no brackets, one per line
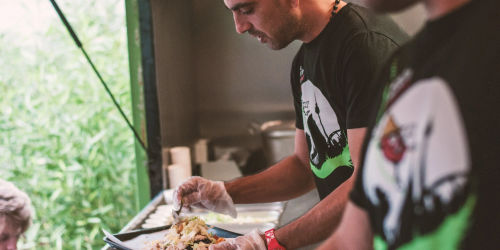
301,80,352,179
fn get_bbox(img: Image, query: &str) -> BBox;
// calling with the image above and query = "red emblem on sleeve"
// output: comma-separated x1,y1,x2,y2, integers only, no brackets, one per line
380,116,406,164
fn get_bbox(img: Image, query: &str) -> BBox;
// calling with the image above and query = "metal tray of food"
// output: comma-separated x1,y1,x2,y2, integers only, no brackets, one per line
143,209,281,232
195,211,281,224
103,190,285,249
104,225,241,250
163,190,284,213
139,191,284,231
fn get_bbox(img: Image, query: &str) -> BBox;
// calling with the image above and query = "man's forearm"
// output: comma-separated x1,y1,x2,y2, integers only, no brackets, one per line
317,202,374,250
275,178,354,249
225,155,315,204
273,128,365,248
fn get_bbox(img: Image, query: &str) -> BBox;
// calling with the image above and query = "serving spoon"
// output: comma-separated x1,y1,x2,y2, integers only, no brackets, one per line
172,198,183,223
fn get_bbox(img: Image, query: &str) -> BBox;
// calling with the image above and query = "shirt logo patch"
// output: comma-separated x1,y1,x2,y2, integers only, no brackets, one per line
380,116,407,164
364,77,471,248
300,79,352,179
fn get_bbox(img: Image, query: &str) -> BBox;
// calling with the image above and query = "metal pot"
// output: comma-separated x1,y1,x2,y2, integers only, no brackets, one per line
249,120,295,165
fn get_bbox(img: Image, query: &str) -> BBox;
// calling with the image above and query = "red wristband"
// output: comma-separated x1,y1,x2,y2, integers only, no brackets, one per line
264,229,286,250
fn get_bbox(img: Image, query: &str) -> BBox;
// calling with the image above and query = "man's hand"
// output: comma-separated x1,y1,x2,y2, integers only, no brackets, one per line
173,176,237,217
209,230,266,250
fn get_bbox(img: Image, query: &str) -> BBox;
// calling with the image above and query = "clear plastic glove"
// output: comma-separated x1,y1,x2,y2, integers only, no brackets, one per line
209,230,266,250
173,176,237,218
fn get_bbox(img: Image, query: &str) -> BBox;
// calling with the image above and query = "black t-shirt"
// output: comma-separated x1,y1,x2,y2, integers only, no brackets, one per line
350,0,500,249
291,3,408,199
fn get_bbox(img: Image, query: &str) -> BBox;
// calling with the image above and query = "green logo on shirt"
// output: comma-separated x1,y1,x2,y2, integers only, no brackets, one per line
373,194,475,250
310,143,352,179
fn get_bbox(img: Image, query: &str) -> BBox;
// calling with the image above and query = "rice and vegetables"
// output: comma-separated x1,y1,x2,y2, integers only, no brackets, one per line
147,217,224,250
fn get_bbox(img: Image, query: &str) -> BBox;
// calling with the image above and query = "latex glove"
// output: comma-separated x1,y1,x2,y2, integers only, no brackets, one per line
209,230,266,250
173,176,237,218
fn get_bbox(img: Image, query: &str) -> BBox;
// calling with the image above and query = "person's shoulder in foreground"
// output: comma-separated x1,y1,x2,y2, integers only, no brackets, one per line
318,0,500,249
349,0,500,248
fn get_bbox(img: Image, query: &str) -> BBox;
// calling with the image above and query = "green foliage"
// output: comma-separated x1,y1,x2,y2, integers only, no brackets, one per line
0,0,137,249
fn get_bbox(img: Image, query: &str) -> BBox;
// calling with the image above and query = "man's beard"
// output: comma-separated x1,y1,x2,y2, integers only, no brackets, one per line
269,27,298,50
256,10,301,50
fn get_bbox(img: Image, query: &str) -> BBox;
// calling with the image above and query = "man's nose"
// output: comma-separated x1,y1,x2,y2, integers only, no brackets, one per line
233,14,251,34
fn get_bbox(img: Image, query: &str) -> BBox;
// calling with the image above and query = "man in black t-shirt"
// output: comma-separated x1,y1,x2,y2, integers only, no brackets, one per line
319,0,500,249
173,1,407,249
290,7,407,200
